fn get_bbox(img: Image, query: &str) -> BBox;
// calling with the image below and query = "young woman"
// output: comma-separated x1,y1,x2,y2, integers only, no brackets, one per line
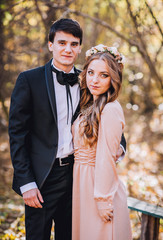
72,45,132,240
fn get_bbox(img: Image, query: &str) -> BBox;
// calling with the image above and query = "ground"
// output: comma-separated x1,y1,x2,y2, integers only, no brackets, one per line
0,105,162,239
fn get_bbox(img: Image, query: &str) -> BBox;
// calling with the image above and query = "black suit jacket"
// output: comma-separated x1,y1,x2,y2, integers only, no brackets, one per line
9,59,79,195
9,59,126,196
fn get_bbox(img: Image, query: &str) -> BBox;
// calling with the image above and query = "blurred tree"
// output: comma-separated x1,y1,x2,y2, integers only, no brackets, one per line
0,3,162,239
0,0,162,139
0,1,163,233
0,0,11,122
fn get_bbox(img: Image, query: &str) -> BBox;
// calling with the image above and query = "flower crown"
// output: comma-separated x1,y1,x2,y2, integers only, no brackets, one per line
85,44,125,65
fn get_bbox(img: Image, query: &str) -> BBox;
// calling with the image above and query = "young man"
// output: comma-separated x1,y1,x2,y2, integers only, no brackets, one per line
9,18,126,240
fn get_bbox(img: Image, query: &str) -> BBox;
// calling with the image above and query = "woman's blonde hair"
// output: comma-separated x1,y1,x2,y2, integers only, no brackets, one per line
79,52,123,147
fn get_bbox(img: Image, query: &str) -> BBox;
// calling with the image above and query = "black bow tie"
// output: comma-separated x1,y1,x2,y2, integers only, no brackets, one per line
52,66,79,87
51,66,80,124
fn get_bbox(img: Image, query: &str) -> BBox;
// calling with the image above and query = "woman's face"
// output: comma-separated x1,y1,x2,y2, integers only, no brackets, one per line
86,59,111,100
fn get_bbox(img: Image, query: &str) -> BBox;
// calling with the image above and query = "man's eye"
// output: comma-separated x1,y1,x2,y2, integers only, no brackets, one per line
71,43,78,47
59,42,65,45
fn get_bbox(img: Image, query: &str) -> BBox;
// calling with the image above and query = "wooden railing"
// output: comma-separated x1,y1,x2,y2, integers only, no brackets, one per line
127,197,163,240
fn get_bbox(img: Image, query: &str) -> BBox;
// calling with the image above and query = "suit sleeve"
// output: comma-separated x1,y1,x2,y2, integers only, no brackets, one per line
115,133,126,163
94,102,125,210
120,133,126,151
9,72,35,189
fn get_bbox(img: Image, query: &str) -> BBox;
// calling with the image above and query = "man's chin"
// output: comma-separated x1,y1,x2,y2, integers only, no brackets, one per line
62,59,74,65
62,61,74,67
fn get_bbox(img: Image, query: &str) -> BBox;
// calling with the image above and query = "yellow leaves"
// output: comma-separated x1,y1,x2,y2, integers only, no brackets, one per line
160,219,163,233
3,12,12,26
1,215,25,240
1,233,16,240
28,18,38,27
130,46,138,53
0,214,55,240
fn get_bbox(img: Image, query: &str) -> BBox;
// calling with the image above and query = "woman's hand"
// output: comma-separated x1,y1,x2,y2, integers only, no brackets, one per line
98,208,113,223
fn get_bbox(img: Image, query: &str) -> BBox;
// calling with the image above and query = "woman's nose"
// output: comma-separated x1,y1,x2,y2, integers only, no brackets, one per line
92,75,99,83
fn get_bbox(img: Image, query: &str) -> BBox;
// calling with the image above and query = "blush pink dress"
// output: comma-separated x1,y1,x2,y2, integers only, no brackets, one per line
72,100,132,240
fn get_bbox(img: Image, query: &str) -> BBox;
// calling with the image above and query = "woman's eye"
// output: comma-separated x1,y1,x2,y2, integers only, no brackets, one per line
88,71,93,75
101,74,109,78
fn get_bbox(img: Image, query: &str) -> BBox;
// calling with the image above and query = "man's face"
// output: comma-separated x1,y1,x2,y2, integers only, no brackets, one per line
48,31,81,72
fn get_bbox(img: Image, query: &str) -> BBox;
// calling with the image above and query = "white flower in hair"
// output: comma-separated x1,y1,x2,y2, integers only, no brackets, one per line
92,48,98,54
86,49,92,57
85,44,125,65
119,54,126,64
108,47,118,56
95,44,106,51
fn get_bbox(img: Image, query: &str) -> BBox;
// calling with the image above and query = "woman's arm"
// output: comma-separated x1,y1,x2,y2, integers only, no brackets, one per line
94,101,125,219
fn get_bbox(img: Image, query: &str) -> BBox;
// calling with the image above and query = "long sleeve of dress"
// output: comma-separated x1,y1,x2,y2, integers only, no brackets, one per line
94,101,125,210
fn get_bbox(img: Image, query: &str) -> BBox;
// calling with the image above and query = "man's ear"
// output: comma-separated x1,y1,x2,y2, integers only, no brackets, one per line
48,41,53,52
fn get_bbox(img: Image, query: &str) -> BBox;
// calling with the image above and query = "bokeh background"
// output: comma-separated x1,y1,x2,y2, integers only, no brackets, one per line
0,0,163,239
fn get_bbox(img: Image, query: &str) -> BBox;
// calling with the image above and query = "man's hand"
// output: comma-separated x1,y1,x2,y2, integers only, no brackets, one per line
115,146,123,162
23,188,44,208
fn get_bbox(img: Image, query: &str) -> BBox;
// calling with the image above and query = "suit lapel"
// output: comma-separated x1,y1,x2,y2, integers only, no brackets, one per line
71,88,82,125
71,69,82,124
45,59,57,124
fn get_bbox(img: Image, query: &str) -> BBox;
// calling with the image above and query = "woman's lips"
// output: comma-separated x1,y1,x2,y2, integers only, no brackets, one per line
91,85,99,89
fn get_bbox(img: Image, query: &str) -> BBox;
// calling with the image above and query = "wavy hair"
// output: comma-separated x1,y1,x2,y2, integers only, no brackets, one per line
79,52,123,147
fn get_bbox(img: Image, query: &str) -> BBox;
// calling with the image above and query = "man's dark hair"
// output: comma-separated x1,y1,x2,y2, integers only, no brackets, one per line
48,18,83,45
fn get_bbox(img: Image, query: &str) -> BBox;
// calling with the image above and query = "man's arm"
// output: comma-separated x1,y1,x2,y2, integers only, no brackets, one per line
20,182,38,194
9,72,43,208
120,133,126,151
116,133,126,163
9,72,35,186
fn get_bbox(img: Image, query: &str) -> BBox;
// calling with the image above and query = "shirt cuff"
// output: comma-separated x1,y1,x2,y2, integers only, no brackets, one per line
20,182,38,194
116,144,126,163
96,200,113,210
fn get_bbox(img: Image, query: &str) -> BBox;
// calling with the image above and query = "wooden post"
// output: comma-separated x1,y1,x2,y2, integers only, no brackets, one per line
140,214,160,240
127,197,163,240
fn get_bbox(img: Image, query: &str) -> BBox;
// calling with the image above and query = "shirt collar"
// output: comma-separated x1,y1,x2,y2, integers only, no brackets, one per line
51,59,75,74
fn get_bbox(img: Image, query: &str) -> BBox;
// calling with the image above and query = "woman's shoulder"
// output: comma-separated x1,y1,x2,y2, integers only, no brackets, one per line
102,100,123,113
101,100,125,122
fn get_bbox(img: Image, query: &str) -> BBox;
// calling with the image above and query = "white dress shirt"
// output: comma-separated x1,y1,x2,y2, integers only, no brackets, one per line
20,63,80,194
53,65,80,158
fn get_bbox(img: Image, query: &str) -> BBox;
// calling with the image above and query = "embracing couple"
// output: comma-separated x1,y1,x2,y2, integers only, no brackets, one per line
9,18,132,240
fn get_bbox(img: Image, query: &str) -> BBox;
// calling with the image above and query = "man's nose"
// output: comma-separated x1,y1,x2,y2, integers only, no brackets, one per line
65,44,72,53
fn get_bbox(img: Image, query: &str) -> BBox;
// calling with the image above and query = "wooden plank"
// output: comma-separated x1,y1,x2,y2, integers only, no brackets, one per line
140,214,160,240
127,197,163,219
